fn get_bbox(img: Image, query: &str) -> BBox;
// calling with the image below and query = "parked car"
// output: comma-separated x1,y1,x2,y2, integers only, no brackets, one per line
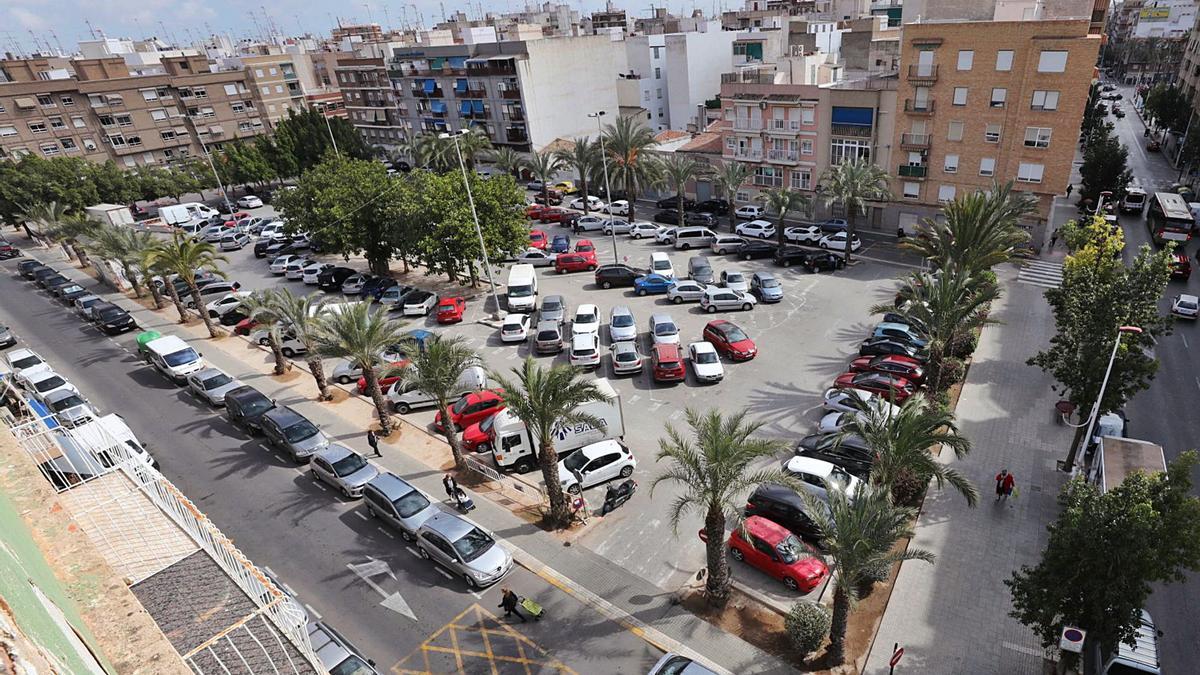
310,444,379,498
317,266,356,291
594,264,644,289
687,341,724,383
434,390,506,432
602,220,632,235
1170,252,1192,281
848,354,926,385
634,273,674,296
648,313,681,345
436,296,467,323
656,196,695,210
260,406,329,463
236,195,264,208
744,484,826,545
872,322,928,348
539,207,569,223
500,313,533,343
626,221,660,239
781,456,862,502
738,241,777,261
558,440,636,493
700,286,757,313
572,216,608,233
604,200,631,216
711,234,745,255
667,280,708,304
550,234,571,253
654,226,678,245
833,371,916,402
91,303,138,334
514,248,554,267
568,196,605,211
719,270,749,293
783,225,823,244
187,367,243,406
803,251,846,273
0,323,15,349
1171,293,1199,319
608,305,638,342
555,252,598,274
73,295,104,320
820,218,849,233
43,389,95,427
750,272,783,303
414,512,512,588
219,231,251,251
534,320,564,354
539,294,568,325
699,515,828,592
703,319,756,360
858,336,927,361
688,257,715,285
402,290,438,316
609,341,643,375
651,342,686,383
224,385,276,434
568,332,601,369
734,205,764,220
341,273,371,295
571,303,601,336
362,472,439,541
26,370,80,405
736,220,776,240
302,262,334,284
692,199,730,216
819,231,862,252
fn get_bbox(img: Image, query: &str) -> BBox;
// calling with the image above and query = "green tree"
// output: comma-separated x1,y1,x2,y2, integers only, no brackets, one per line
1006,453,1200,653
146,232,228,337
759,187,809,248
801,485,933,665
240,291,290,376
657,155,704,228
271,108,372,174
452,128,493,172
396,336,481,471
901,182,1036,274
268,288,333,399
85,225,154,299
315,301,409,435
818,158,891,264
489,359,613,528
488,146,524,177
215,141,275,189
412,133,455,172
1028,217,1173,466
143,243,187,319
713,161,752,232
651,408,791,608
604,115,660,222
1080,83,1108,142
523,150,565,209
1143,83,1190,131
555,138,601,213
84,161,136,205
1079,126,1132,204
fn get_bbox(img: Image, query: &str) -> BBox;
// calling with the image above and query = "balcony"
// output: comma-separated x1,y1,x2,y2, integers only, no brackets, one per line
282,70,298,81
500,89,522,100
504,111,525,122
767,120,802,133
766,149,800,163
505,128,529,144
454,88,487,98
898,164,928,179
729,149,763,161
906,64,938,82
732,119,763,131
904,99,935,115
900,133,930,149
412,87,444,98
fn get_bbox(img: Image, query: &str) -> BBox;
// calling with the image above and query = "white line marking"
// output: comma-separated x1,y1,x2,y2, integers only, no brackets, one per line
469,589,483,599
376,527,395,539
435,567,453,580
628,394,641,403
406,546,419,556
312,482,327,491
354,511,369,520
282,583,297,596
304,603,323,619
1183,334,1189,349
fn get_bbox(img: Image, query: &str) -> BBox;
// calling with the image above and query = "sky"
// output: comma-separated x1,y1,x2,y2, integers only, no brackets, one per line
1,0,728,55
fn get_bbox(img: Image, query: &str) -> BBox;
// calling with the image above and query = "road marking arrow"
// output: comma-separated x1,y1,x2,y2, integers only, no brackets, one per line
346,558,416,621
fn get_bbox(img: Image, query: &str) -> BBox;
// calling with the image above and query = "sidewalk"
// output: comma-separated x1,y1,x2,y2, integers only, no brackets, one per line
22,242,792,675
863,264,1071,673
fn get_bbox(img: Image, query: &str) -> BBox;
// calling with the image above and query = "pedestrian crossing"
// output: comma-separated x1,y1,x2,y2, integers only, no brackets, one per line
1017,260,1064,289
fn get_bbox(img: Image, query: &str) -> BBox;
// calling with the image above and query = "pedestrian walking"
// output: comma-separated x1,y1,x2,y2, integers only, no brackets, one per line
1049,229,1060,250
442,473,459,500
366,429,380,457
995,469,1015,502
1066,184,1074,197
499,588,526,622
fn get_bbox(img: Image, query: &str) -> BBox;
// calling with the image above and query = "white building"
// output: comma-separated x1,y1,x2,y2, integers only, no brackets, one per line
622,21,737,132
1130,0,1198,38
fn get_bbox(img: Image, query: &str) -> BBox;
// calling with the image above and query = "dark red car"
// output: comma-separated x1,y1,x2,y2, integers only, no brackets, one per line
529,229,548,250
702,320,757,361
526,204,547,219
847,354,926,385
234,317,259,336
574,239,595,254
539,207,569,223
434,389,506,432
833,371,915,403
699,516,828,593
533,189,564,205
436,296,466,324
1170,252,1192,280
651,343,686,383
355,360,410,395
555,251,598,274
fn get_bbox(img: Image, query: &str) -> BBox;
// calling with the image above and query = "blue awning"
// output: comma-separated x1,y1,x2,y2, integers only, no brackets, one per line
422,79,435,93
831,106,873,126
449,56,468,69
455,78,468,92
460,100,472,115
430,100,447,113
472,100,484,114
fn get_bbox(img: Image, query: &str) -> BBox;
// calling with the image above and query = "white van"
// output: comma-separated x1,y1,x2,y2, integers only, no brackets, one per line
1120,187,1147,214
144,335,205,385
506,264,538,312
388,365,487,414
159,202,218,227
69,414,157,471
1087,609,1162,675
673,227,717,251
649,252,676,279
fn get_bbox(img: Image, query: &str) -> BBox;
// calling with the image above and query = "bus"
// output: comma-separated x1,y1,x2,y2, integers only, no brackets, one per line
1146,192,1194,245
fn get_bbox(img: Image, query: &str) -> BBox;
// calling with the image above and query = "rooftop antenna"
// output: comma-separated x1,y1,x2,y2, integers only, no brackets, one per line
85,19,98,40
383,5,392,29
363,3,375,23
27,30,43,55
440,1,447,21
49,29,65,54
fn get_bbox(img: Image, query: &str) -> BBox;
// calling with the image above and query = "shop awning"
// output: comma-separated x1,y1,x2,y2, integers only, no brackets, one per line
472,100,485,114
430,100,447,113
422,79,436,93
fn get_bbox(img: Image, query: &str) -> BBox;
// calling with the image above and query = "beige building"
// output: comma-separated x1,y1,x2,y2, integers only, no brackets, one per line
242,54,309,127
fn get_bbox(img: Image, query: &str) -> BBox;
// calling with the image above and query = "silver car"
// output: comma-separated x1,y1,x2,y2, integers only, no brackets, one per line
220,232,250,251
43,389,95,427
533,320,563,354
700,286,757,313
610,341,643,375
415,512,513,588
667,280,707,304
331,360,365,385
0,323,14,348
540,294,567,325
74,295,103,319
602,220,632,235
362,472,440,541
187,367,243,406
261,406,329,463
310,444,379,498
608,305,637,342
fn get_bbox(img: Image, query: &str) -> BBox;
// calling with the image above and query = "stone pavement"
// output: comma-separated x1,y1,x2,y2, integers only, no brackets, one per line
863,262,1073,673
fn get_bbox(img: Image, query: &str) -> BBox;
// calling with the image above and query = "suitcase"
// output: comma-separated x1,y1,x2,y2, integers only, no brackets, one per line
520,598,544,620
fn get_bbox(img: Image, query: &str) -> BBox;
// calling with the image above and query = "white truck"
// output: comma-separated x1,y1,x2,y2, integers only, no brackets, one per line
85,203,135,227
1087,433,1166,495
158,202,217,227
491,378,623,473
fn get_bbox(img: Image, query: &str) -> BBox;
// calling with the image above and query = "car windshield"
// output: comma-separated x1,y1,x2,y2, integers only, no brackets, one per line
694,350,718,364
653,260,671,271
393,489,431,518
564,451,590,472
452,396,472,414
509,283,533,298
12,355,42,369
332,453,368,476
282,419,319,442
50,394,86,411
611,314,634,328
34,376,66,392
722,326,748,342
1180,299,1199,310
203,373,234,389
776,534,810,565
97,307,125,320
542,298,562,312
760,278,781,288
407,292,431,304
537,330,559,341
576,311,596,324
725,273,744,284
654,322,678,337
164,348,199,367
615,350,638,362
329,655,374,675
577,244,594,252
452,527,495,562
241,396,273,416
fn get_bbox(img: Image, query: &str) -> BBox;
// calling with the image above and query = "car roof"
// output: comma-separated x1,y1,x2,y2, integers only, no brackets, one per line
367,471,420,500
315,443,355,464
785,455,838,478
611,340,636,353
535,319,560,331
610,305,633,316
576,303,598,314
744,515,792,541
577,439,624,459
689,340,717,353
43,388,79,403
653,342,680,357
194,367,225,380
650,313,673,324
651,251,670,260
1180,293,1200,302
28,369,63,383
752,482,807,508
226,385,268,402
571,332,595,346
422,511,476,540
265,405,307,425
752,271,777,280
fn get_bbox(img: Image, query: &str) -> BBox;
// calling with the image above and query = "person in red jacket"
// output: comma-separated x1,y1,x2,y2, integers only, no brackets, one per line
995,469,1015,502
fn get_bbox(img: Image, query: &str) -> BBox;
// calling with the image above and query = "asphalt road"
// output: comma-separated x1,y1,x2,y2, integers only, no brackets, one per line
0,258,660,674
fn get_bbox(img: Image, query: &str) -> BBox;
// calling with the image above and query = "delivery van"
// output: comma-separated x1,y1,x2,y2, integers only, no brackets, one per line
491,378,623,472
506,264,538,311
144,335,205,384
159,202,218,226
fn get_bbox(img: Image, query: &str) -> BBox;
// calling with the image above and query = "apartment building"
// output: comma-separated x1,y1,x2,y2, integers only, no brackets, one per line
621,23,738,132
891,16,1099,229
0,53,267,167
335,56,406,147
242,54,310,127
1106,0,1196,84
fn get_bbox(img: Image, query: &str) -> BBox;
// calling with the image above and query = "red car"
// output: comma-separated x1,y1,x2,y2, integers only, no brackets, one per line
526,204,547,219
529,229,548,250
540,207,569,223
1170,252,1192,280
533,189,564,205
833,371,915,403
234,317,259,336
461,412,502,453
574,239,595,254
699,516,828,593
434,389,506,432
651,343,686,383
847,354,926,385
436,296,467,324
555,251,598,274
355,360,410,395
702,320,757,361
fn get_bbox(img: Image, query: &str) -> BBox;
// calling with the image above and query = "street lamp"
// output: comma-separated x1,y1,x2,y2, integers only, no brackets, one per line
316,103,340,158
1067,325,1143,473
440,130,503,320
197,137,235,215
588,110,620,263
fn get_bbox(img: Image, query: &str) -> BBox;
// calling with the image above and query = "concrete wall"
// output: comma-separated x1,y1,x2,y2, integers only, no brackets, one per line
520,35,621,148
666,29,738,132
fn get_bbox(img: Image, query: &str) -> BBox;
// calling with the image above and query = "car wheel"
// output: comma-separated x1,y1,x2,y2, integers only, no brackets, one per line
395,402,411,414
258,337,269,346
820,242,828,249
637,289,647,296
400,530,415,542
783,577,800,592
568,483,581,495
633,233,641,239
310,468,319,480
281,347,295,357
602,281,612,289
516,456,537,473
588,265,596,271
342,486,353,499
707,305,717,314
365,504,376,518
680,243,690,250
558,268,566,274
619,465,633,478
717,248,726,255
417,547,430,560
672,296,683,304
730,547,745,562
463,573,479,589
337,375,352,385
782,259,792,267
476,442,492,455
743,253,752,261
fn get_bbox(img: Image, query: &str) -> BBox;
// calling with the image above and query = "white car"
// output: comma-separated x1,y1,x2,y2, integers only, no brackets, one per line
608,306,638,342
402,290,439,316
626,221,660,239
734,205,763,220
205,291,250,318
514,248,555,267
667,280,708,304
609,341,643,375
7,348,52,387
571,303,601,337
710,234,746,255
604,200,630,216
573,216,607,233
648,313,680,345
568,332,601,369
719,270,749,294
781,456,862,501
1171,293,1198,319
500,313,533,343
817,399,901,433
236,195,264,209
558,440,636,492
700,286,757,313
259,222,283,238
736,220,776,240
219,231,251,251
822,387,880,414
26,370,80,404
602,220,632,235
784,225,823,244
250,330,308,357
654,227,677,244
284,258,312,280
687,341,724,383
302,262,333,284
649,252,676,280
270,254,302,274
569,196,605,211
819,231,862,252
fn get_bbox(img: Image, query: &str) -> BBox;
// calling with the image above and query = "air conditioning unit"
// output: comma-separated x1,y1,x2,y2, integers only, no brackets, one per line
1059,626,1086,654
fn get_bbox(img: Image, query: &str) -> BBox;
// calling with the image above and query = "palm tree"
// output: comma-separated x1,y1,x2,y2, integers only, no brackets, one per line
489,358,613,527
396,336,481,471
413,133,454,172
800,484,933,665
658,155,704,228
86,225,147,298
142,242,181,314
839,392,978,507
555,138,600,213
819,158,891,264
901,181,1036,274
18,201,69,245
454,127,493,172
266,288,332,396
315,301,409,435
713,161,752,232
488,146,524,177
523,151,566,208
604,115,660,222
239,290,290,376
651,408,792,608
759,187,809,248
124,229,162,306
146,232,227,338
45,213,97,265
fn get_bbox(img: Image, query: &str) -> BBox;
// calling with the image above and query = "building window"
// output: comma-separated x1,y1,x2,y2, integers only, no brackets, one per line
957,50,974,71
231,101,246,113
224,84,238,96
947,121,964,141
41,143,60,156
0,125,16,137
256,68,265,78
160,130,177,141
48,116,65,130
656,88,662,99
1037,50,1068,73
193,87,207,98
953,87,967,106
1017,162,1044,183
123,157,136,167
36,94,54,107
275,85,284,94
61,138,77,151
654,67,662,79
126,135,142,147
800,139,813,155
801,108,814,124
71,116,85,128
938,185,956,201
88,94,105,107
944,154,959,173
108,134,126,147
985,124,1001,143
142,89,159,101
1024,127,1052,148
239,121,254,132
753,166,783,187
1031,90,1060,111
996,50,1014,71
830,137,870,165
791,170,811,189
979,157,996,176
60,95,74,106
269,67,278,75
28,121,47,134
902,182,920,199
990,88,1007,108
0,103,5,113
261,86,270,95
151,109,168,121
116,114,133,127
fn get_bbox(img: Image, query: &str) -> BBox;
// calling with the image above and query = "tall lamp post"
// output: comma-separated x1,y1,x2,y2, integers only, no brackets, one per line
441,130,503,320
588,110,620,263
1067,324,1143,473
317,103,340,158
198,138,235,215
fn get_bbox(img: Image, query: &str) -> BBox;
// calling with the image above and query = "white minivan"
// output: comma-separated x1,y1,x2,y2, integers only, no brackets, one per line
673,227,717,251
506,263,538,312
144,335,205,385
388,366,487,414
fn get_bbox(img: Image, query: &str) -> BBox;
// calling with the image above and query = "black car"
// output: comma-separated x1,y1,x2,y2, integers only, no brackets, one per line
744,484,825,545
653,210,681,225
91,302,137,334
59,286,90,303
656,196,695,211
803,251,846,273
858,337,927,361
594,264,646,289
318,266,356,291
253,237,280,258
653,210,715,227
738,240,777,261
31,268,61,285
773,246,810,268
795,432,873,459
17,260,45,278
41,275,72,292
225,386,277,434
691,199,730,216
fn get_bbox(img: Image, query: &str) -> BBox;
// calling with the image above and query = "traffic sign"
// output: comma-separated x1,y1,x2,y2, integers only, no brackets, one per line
889,645,904,670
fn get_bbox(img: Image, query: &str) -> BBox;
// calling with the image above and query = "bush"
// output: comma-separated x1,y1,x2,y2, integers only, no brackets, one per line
785,601,831,656
890,467,929,508
930,357,966,390
858,559,893,597
949,331,979,359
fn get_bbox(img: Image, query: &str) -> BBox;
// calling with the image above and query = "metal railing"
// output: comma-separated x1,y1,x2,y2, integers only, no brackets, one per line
904,99,935,114
907,64,938,80
767,149,799,162
769,120,802,132
900,133,930,147
732,119,763,131
898,164,928,178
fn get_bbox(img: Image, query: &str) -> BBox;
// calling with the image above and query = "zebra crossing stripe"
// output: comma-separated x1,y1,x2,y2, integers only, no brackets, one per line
1017,260,1064,289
